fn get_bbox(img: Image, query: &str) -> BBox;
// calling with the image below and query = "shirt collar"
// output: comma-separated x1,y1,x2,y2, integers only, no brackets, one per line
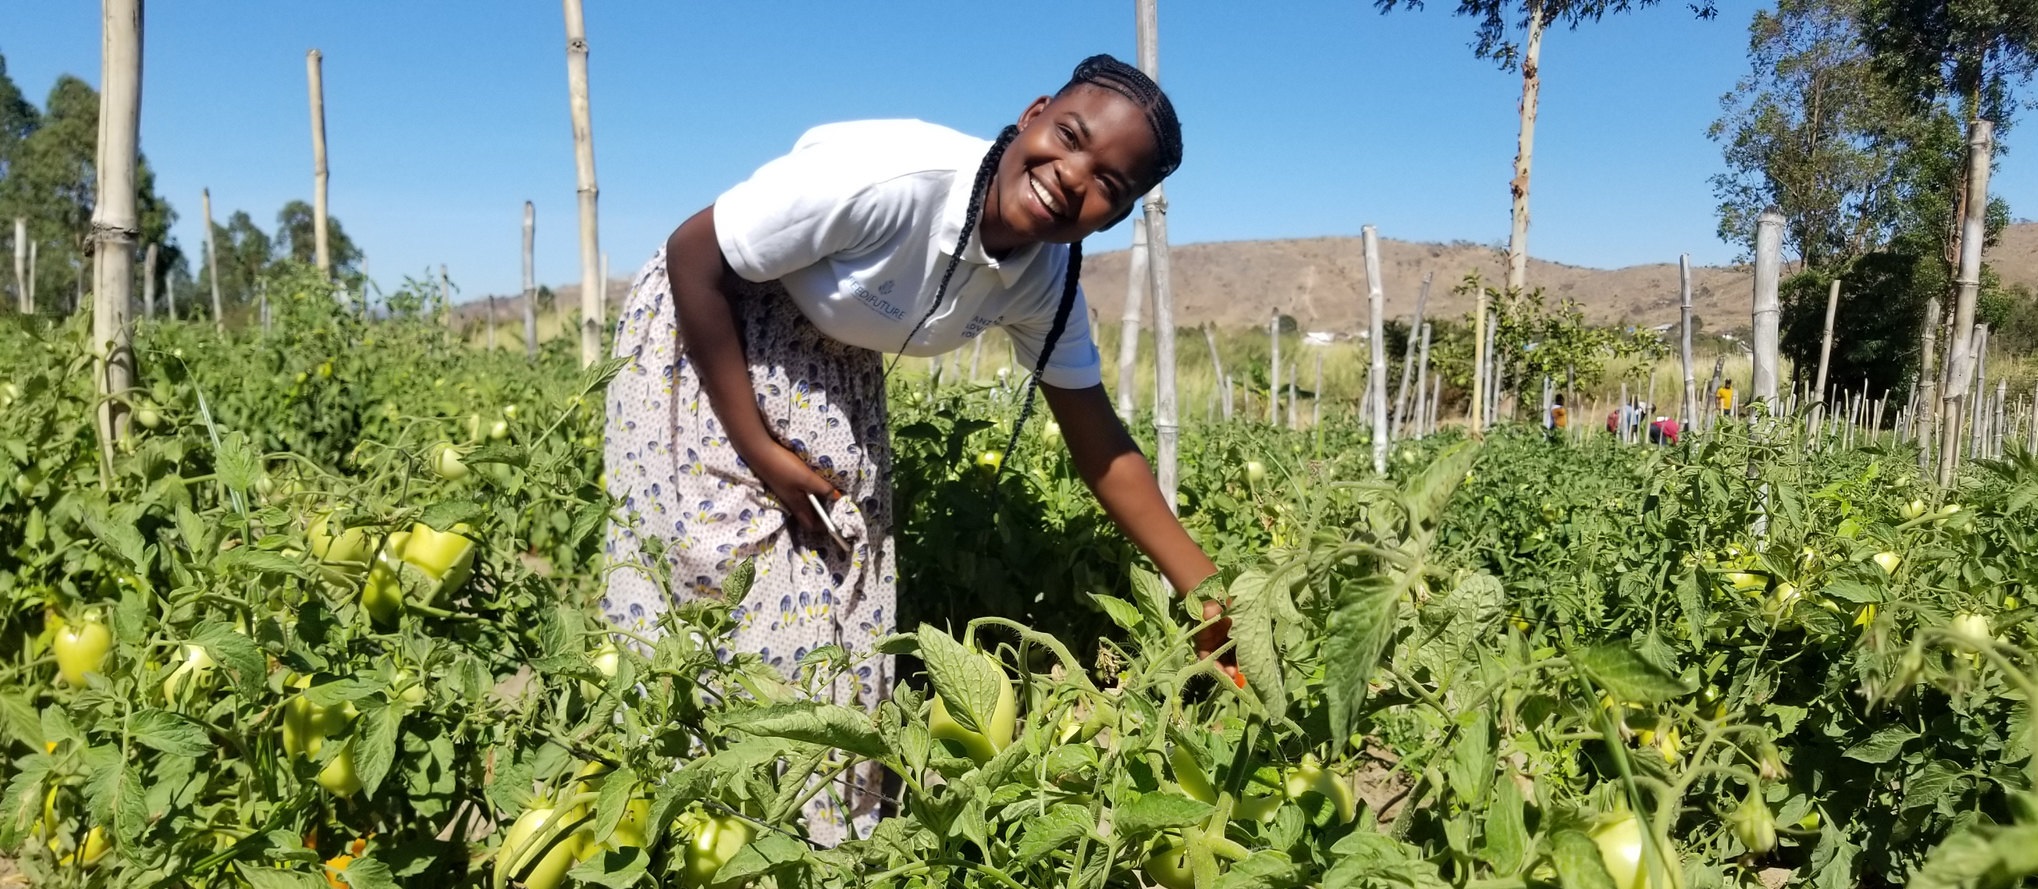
936,139,1043,290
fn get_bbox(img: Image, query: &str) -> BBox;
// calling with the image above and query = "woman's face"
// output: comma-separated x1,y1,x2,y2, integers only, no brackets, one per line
979,85,1159,255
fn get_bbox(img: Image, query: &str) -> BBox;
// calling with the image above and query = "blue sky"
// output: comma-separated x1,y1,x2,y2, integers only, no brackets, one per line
6,1,2030,302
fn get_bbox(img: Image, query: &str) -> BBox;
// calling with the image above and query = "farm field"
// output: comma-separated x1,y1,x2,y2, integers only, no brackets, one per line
4,275,2037,889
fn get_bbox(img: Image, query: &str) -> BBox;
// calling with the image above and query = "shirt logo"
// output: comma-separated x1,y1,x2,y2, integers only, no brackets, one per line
845,275,906,321
878,280,895,295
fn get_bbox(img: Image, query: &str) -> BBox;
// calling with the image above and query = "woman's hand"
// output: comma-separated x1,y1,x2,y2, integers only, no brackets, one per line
743,439,841,535
1197,599,1241,683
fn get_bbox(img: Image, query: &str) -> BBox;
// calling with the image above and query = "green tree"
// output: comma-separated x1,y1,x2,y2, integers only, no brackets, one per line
198,210,273,314
274,199,363,276
0,72,180,314
0,52,39,182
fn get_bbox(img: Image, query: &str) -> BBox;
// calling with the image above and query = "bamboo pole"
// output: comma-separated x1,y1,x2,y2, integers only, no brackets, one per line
306,49,330,278
202,188,223,331
1472,295,1488,432
1287,362,1298,429
1969,323,1990,459
1938,120,1994,486
1428,376,1441,437
1917,296,1940,472
1992,381,2007,458
1134,0,1179,516
1810,278,1839,442
93,0,143,457
141,241,156,320
10,218,23,313
1313,350,1324,428
522,201,538,360
1413,322,1432,439
1269,309,1281,425
1678,254,1696,431
1485,311,1501,426
1393,271,1432,434
563,0,604,366
487,293,498,351
1115,216,1148,420
1751,213,1783,407
1363,226,1388,475
1203,324,1227,421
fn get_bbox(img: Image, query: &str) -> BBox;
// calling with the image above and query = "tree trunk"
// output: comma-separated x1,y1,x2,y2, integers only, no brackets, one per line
523,200,538,360
1364,226,1388,475
93,0,143,458
1506,2,1545,296
1393,271,1432,435
306,49,331,278
141,241,156,320
1115,215,1148,421
1811,278,1840,443
1938,120,1993,487
1135,0,1178,519
564,0,604,367
203,188,224,330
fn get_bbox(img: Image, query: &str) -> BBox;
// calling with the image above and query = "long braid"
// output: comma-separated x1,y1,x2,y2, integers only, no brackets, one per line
882,126,1019,382
995,242,1082,481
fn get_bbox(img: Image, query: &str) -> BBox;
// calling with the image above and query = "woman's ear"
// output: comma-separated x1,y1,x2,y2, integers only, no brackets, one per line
1016,95,1053,130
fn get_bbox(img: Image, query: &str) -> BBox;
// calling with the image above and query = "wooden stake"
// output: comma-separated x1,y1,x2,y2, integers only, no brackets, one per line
1115,215,1148,420
306,49,331,277
1917,296,1940,471
1939,120,1994,486
1751,212,1784,409
523,200,538,360
1203,324,1227,421
1269,309,1281,424
93,0,143,457
1364,226,1388,475
10,218,23,313
1393,271,1432,434
1810,278,1840,442
141,241,156,320
1679,255,1697,431
203,188,223,331
1134,0,1179,516
563,0,603,366
1414,322,1432,439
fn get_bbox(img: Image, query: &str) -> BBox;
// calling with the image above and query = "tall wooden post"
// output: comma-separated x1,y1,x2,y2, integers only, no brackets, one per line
487,293,498,351
93,0,143,457
1917,296,1940,472
1393,271,1432,434
1134,0,1179,518
10,218,23,313
202,188,223,331
1969,323,1991,459
1679,255,1697,432
1751,213,1783,408
1810,279,1840,443
1202,324,1227,421
1269,309,1281,425
1115,216,1148,420
1938,120,1994,487
306,50,331,277
1364,226,1388,475
523,200,538,360
141,242,157,320
1413,322,1432,439
564,0,604,366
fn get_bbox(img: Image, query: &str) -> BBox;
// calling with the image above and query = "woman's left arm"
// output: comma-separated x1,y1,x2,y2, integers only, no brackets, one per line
1043,384,1234,671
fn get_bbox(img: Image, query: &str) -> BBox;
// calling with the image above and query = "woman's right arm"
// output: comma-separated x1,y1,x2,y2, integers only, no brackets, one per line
665,206,840,532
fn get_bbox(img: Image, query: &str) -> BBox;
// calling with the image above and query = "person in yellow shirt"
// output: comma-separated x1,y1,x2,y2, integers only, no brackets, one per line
1716,380,1735,417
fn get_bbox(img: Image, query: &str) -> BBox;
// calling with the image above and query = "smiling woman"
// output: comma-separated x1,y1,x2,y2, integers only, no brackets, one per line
597,54,1223,845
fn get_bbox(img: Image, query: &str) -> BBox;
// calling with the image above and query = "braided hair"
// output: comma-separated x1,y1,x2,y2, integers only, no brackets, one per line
890,54,1183,479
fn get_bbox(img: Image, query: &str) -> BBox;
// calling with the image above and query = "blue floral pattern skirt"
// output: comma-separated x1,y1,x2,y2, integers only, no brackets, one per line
601,249,896,845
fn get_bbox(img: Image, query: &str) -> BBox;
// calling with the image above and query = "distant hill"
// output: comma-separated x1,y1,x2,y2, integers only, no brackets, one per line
456,222,2038,334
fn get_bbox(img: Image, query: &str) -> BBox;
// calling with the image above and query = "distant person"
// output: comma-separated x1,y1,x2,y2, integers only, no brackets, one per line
1649,414,1679,445
1550,394,1568,431
1717,380,1735,417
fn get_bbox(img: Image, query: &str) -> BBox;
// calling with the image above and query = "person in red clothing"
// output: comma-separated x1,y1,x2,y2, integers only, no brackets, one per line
1649,414,1680,445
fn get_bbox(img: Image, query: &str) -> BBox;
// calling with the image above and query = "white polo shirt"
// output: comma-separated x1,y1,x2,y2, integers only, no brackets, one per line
714,119,1103,390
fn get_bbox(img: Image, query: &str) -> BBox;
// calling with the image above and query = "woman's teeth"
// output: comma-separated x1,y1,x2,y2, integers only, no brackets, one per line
1029,174,1063,216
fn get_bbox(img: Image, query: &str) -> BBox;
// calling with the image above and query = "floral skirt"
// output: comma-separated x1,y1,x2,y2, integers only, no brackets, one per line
600,249,896,845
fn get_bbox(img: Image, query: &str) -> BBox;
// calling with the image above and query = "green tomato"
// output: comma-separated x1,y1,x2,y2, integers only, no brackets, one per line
681,813,756,889
1729,792,1776,854
47,825,111,869
928,657,1017,765
976,450,1004,473
54,615,112,687
162,644,217,701
1590,812,1682,889
1950,612,1992,647
134,407,162,430
391,669,428,706
1143,841,1197,889
1245,461,1267,484
495,806,589,889
431,443,471,481
402,522,478,595
1168,745,1218,805
1872,551,1901,575
317,744,363,799
1283,755,1356,824
602,798,652,851
308,512,378,588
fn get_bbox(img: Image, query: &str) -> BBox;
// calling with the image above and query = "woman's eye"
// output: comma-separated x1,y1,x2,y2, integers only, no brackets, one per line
1058,125,1076,147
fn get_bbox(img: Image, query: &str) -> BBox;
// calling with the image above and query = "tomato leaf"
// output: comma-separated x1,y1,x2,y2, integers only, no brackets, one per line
304,678,384,707
1323,568,1404,746
193,620,266,690
337,855,398,889
1087,592,1143,631
1573,645,1694,704
918,625,1002,736
719,702,889,760
1482,772,1529,875
713,832,810,886
1114,791,1213,838
216,548,315,580
461,443,527,469
129,709,210,757
566,846,651,887
1843,726,1918,764
1549,829,1618,889
1215,850,1303,889
356,704,402,798
1227,565,1288,717
416,500,484,531
239,872,326,889
1017,804,1095,859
